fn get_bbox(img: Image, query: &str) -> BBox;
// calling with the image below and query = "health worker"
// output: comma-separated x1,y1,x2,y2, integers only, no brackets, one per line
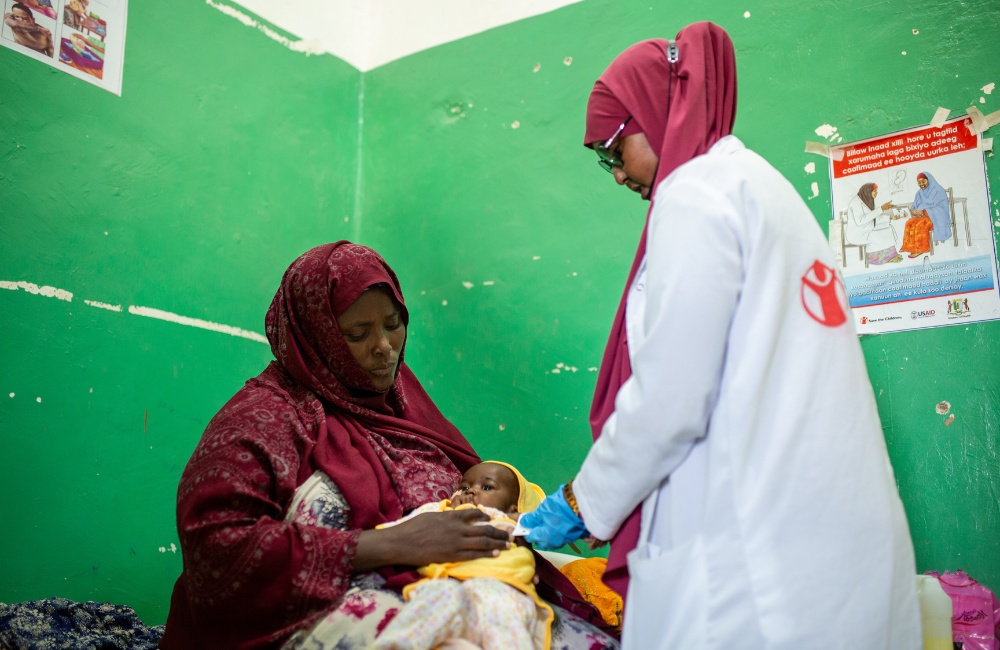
519,22,921,650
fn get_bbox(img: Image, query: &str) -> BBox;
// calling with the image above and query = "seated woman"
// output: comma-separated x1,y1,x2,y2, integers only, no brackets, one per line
159,241,617,650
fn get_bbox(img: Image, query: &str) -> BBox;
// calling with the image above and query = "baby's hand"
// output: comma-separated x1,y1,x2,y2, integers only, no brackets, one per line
585,536,608,550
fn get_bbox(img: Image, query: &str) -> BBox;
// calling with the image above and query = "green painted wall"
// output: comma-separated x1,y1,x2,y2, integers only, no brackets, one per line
2,0,998,628
360,0,1000,594
0,1,360,624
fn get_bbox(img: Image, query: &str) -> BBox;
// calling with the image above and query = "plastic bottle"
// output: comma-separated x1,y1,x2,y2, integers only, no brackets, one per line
917,574,954,650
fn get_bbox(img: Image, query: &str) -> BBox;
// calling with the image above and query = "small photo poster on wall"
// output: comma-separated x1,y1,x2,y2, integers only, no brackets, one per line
1,0,126,94
827,116,1000,334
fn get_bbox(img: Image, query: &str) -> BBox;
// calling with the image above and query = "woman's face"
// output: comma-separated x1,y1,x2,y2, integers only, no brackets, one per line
917,177,929,190
11,7,34,22
871,187,878,200
336,288,406,392
609,132,659,200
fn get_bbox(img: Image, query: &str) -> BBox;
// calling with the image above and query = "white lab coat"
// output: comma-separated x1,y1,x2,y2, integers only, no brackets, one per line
845,193,897,251
574,137,920,650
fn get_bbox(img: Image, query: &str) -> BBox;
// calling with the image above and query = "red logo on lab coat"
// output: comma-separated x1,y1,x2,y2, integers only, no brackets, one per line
801,261,847,327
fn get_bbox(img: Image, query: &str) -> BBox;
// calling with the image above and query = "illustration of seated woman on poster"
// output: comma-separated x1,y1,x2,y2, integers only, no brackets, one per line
845,182,903,265
912,172,952,243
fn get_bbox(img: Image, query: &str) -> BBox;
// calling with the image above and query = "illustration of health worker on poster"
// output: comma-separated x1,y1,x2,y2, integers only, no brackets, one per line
828,115,1000,334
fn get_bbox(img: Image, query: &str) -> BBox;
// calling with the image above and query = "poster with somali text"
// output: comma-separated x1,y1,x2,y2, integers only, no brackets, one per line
828,116,1000,334
1,0,126,95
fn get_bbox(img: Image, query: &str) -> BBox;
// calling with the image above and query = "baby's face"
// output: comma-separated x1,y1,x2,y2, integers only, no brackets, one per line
451,463,519,514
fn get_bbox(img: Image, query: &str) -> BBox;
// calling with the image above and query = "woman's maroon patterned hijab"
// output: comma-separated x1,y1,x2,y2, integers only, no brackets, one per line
583,23,737,601
266,241,480,523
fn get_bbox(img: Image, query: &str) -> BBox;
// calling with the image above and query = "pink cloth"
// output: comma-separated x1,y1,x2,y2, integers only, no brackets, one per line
582,23,737,602
927,570,1000,650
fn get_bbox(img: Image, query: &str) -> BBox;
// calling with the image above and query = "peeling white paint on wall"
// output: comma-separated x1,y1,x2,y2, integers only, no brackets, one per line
84,300,122,312
808,182,820,199
814,124,842,143
3,279,268,344
982,82,995,95
128,306,269,343
1,281,73,301
205,0,324,55
804,162,816,174
550,362,579,374
223,0,583,71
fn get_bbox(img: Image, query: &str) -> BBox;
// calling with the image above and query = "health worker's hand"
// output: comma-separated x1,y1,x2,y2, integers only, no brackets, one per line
519,484,588,550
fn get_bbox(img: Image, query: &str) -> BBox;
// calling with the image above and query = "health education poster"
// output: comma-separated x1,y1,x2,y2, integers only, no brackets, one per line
1,0,127,95
828,116,1000,335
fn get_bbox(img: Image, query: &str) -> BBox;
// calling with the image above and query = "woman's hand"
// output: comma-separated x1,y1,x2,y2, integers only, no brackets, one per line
352,509,512,571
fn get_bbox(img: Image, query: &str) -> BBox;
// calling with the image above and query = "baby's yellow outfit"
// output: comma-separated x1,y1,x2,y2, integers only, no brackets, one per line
373,463,552,650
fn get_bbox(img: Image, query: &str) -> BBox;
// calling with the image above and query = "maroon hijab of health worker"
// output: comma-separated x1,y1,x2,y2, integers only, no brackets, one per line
583,22,736,600
160,242,481,649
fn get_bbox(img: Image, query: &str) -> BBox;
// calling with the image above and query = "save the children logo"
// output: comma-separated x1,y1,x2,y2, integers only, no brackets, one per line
947,297,971,318
801,260,847,327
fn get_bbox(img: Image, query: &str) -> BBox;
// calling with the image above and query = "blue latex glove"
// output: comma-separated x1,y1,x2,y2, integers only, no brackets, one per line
519,483,589,550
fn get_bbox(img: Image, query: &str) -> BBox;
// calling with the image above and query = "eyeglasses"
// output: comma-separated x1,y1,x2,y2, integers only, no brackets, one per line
595,117,631,173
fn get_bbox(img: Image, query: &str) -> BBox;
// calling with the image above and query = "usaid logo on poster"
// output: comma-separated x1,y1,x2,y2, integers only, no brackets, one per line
801,261,847,327
911,309,936,320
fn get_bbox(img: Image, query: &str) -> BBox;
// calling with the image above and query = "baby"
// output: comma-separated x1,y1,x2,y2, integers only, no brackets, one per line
374,461,553,650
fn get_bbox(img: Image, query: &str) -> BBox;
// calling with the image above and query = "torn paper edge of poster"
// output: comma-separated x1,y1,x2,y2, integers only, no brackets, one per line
805,142,845,161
